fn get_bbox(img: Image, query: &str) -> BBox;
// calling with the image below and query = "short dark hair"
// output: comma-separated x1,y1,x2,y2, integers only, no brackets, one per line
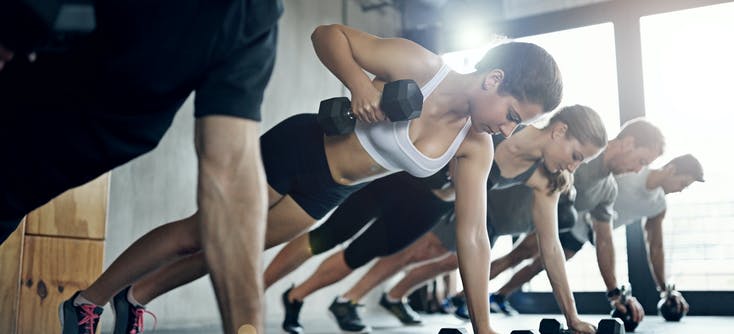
665,154,704,182
616,118,665,155
475,42,563,112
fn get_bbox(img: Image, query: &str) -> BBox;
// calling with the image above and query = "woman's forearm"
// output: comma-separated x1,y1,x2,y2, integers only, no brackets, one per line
539,234,580,322
456,230,492,334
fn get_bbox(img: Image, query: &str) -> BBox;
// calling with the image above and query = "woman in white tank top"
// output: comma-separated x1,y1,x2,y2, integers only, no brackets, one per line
71,24,595,334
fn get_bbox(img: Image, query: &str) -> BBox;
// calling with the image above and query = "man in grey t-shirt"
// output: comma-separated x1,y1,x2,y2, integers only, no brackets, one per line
489,154,702,323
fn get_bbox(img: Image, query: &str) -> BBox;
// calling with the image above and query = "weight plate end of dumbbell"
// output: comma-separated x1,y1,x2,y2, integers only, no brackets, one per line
318,97,354,135
539,318,562,334
598,318,625,334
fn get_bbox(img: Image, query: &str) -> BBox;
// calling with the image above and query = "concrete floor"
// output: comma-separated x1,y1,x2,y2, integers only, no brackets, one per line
129,312,733,333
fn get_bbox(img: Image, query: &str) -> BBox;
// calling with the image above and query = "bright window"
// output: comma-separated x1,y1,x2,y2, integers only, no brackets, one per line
640,2,734,291
519,23,626,292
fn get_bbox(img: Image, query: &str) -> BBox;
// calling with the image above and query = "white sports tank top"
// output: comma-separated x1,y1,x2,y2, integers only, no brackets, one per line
354,64,472,178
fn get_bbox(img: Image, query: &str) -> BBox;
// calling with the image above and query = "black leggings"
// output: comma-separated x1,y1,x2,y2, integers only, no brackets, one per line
308,171,454,269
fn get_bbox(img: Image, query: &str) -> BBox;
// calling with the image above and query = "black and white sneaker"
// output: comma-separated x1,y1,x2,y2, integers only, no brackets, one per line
282,286,304,334
379,293,422,325
328,297,371,333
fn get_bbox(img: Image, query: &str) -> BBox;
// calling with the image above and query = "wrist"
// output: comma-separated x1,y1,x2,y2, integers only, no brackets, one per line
565,314,581,325
606,287,621,300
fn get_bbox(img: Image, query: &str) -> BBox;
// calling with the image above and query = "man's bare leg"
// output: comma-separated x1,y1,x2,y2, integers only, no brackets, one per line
388,253,459,300
132,252,208,305
495,248,577,297
342,232,451,301
196,116,267,333
81,215,201,305
265,233,313,289
287,250,353,302
490,233,539,280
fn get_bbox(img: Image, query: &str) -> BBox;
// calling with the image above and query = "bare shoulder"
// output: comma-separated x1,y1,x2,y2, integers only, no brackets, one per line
455,129,493,162
527,168,551,193
384,37,444,83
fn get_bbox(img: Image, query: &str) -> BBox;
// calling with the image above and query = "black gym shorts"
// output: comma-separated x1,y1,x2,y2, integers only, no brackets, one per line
261,114,366,219
0,7,280,242
558,230,586,253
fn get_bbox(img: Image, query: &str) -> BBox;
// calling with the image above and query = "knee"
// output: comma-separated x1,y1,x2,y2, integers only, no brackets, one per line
438,254,459,271
309,229,342,255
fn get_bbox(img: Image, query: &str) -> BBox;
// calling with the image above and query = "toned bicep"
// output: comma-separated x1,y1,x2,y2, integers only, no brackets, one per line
531,187,560,238
452,135,493,233
644,210,665,244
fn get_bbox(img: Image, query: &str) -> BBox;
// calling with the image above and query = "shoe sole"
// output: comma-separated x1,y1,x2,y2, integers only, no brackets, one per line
327,310,372,334
58,303,65,331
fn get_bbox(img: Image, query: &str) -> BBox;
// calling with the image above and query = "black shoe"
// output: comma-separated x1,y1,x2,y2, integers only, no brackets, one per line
112,286,157,334
59,291,104,334
489,293,519,316
450,294,470,321
328,298,371,333
379,293,422,325
282,286,304,334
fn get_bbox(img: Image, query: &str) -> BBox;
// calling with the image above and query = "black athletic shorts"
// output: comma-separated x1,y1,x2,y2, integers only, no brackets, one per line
261,114,366,219
558,230,586,253
0,7,280,244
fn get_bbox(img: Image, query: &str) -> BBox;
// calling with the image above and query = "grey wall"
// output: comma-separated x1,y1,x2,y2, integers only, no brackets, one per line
103,0,401,331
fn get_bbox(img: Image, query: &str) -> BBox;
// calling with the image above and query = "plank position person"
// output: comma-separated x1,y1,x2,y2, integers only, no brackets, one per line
62,24,567,334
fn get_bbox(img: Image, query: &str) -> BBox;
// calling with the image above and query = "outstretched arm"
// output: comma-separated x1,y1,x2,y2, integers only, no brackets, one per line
593,219,618,291
644,210,689,312
452,134,495,334
643,210,667,291
530,184,595,333
593,218,644,323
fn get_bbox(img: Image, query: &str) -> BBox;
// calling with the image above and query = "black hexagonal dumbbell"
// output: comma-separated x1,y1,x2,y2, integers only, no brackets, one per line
533,317,625,334
610,285,639,332
317,79,423,136
510,330,538,334
598,318,626,334
538,318,573,334
438,328,468,334
657,283,687,322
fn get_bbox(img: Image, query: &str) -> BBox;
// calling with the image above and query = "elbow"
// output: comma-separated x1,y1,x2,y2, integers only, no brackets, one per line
311,24,341,44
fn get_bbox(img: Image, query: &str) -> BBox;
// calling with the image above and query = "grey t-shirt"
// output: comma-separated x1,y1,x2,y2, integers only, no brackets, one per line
612,167,666,228
569,153,618,242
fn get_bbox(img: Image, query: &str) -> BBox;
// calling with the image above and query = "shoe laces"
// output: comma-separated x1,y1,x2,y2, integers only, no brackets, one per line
129,307,157,334
77,304,101,334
